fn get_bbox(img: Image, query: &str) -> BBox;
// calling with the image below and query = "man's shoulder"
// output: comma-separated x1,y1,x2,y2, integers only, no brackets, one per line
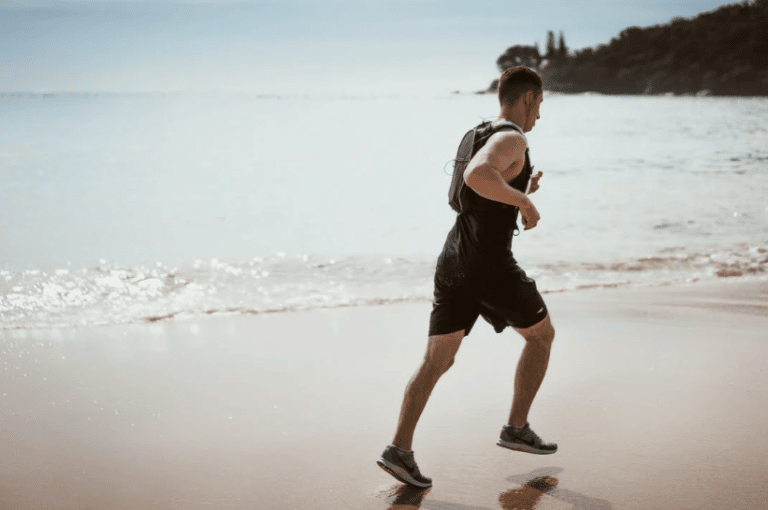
484,128,528,157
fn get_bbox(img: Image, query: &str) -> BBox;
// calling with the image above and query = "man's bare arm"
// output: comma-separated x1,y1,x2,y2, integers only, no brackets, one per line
463,132,540,229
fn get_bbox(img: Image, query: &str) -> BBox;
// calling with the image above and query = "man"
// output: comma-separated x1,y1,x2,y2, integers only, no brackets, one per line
377,66,556,488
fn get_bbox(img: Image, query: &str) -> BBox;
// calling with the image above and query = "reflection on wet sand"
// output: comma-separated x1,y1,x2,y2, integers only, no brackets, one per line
498,475,558,510
386,484,432,509
505,468,612,510
383,467,611,510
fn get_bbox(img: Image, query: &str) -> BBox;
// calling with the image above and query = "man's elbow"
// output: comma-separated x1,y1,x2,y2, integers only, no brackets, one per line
464,165,492,193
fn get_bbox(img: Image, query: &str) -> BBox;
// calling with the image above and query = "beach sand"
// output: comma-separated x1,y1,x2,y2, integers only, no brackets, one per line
1,279,767,510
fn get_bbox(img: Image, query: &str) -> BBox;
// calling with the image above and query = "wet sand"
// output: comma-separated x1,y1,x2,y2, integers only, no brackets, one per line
1,280,767,510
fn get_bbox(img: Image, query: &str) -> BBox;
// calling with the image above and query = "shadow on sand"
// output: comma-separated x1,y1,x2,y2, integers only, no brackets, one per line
381,467,612,510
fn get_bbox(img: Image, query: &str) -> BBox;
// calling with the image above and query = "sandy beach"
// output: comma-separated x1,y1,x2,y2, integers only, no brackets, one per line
1,279,767,510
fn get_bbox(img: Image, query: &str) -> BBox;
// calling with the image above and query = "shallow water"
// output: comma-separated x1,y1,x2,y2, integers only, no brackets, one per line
2,92,767,328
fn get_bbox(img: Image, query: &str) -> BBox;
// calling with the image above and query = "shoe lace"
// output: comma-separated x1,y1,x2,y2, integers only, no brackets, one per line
508,424,542,445
526,426,543,445
399,451,421,474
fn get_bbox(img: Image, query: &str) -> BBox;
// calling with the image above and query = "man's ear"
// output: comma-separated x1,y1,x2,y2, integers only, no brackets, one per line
524,89,535,106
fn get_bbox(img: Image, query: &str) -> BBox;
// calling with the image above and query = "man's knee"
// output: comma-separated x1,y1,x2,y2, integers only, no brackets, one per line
533,322,555,350
422,330,463,378
543,320,555,342
519,316,555,351
423,351,455,378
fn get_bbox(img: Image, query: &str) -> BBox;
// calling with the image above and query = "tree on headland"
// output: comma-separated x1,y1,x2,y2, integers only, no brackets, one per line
488,44,542,91
496,44,542,71
545,31,556,59
557,31,568,59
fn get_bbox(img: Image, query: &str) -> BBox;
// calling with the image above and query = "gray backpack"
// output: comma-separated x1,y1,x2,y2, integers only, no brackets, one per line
448,120,522,213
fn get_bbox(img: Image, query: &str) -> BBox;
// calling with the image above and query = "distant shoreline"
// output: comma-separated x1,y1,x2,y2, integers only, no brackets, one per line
463,89,742,97
489,1,768,98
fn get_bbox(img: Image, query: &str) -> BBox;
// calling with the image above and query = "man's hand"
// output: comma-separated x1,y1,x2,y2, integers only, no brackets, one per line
520,198,540,230
528,169,543,194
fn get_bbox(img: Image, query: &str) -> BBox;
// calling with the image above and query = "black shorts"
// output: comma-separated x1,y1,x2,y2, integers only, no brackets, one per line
428,266,548,337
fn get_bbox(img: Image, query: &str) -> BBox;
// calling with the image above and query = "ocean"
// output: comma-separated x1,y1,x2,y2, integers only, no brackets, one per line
2,92,767,330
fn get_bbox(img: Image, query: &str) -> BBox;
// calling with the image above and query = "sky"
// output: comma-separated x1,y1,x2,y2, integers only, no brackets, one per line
0,0,741,95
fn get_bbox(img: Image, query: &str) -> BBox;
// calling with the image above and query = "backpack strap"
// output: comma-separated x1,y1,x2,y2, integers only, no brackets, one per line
485,120,524,139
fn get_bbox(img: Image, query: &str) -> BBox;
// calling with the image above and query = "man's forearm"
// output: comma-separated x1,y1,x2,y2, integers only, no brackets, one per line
464,165,530,208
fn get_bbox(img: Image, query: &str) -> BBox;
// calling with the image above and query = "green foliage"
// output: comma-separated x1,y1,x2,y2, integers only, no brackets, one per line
496,45,542,72
545,31,557,59
495,0,768,95
557,32,568,59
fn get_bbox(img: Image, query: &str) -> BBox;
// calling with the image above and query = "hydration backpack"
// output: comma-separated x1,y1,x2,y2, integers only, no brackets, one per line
448,120,523,213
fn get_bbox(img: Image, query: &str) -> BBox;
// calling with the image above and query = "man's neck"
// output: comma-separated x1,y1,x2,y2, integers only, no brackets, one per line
499,105,526,130
499,110,525,129
495,117,524,132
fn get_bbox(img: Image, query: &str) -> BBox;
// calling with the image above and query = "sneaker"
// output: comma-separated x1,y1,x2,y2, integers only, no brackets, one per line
377,445,433,488
497,423,557,455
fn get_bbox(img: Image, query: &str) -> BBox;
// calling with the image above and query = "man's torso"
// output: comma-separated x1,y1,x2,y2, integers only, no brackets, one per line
437,132,533,277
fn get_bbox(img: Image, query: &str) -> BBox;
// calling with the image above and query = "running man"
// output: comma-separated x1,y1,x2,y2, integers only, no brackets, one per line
377,67,556,488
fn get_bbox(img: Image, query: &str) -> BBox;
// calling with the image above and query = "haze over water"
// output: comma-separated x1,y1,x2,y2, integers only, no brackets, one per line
1,0,739,96
1,92,767,329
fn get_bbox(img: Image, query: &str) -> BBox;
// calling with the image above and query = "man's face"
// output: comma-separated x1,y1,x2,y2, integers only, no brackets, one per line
523,91,543,132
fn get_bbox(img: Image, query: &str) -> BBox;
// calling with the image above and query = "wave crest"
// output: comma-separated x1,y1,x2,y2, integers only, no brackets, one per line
2,245,766,330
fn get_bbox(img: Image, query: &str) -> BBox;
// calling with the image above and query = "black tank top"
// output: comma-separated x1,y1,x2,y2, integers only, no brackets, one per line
436,148,533,276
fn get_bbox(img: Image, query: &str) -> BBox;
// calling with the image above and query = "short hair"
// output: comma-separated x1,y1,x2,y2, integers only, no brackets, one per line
497,66,543,107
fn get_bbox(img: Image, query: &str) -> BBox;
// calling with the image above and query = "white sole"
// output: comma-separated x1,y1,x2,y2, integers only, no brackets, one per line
377,458,432,488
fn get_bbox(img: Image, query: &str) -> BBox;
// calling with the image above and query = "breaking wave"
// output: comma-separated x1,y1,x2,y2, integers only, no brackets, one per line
2,244,767,330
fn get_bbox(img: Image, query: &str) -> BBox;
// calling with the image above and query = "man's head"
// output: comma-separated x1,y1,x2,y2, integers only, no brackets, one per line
497,66,543,132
